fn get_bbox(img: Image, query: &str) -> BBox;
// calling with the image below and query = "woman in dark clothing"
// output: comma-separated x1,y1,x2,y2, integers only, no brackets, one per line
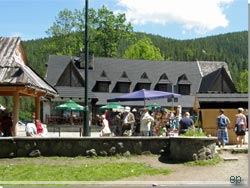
1,113,13,137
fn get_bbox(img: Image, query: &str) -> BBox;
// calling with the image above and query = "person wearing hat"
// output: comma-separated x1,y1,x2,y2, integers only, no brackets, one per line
217,109,230,148
234,107,247,147
121,106,135,136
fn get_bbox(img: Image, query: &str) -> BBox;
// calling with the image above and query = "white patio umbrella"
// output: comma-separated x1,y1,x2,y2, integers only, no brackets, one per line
0,104,6,111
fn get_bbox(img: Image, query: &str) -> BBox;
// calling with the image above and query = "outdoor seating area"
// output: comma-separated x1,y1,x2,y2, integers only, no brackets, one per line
45,115,83,125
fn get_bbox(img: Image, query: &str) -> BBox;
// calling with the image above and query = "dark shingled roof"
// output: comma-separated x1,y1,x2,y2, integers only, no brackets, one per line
45,55,233,107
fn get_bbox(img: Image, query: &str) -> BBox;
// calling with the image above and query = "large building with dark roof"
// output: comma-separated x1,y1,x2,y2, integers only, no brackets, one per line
43,54,241,122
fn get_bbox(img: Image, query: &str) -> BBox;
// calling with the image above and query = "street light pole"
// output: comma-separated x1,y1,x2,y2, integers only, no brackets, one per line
83,0,89,136
171,83,174,110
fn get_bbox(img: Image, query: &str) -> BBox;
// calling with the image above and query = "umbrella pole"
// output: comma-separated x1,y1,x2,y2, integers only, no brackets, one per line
70,111,74,125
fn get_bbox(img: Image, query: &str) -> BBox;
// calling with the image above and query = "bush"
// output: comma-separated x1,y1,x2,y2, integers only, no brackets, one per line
180,128,206,137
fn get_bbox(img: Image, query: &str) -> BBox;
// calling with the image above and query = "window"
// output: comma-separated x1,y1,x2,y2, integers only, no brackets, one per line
135,83,151,90
155,84,172,92
177,74,191,95
178,84,190,95
92,81,110,92
113,82,130,93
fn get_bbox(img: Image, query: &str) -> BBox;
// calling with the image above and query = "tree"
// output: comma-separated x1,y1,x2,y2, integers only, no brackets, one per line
236,69,248,92
46,9,76,36
92,5,134,57
123,37,164,60
45,6,134,57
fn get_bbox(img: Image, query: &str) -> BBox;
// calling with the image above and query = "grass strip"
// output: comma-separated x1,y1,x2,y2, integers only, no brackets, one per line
0,162,171,181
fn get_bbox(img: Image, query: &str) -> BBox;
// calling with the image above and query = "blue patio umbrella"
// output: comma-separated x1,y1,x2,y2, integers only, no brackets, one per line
107,89,181,106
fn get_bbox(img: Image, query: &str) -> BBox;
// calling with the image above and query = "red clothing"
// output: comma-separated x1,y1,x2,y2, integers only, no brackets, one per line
36,122,43,134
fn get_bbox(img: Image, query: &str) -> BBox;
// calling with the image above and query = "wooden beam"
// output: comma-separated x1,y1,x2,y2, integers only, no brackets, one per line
0,86,48,97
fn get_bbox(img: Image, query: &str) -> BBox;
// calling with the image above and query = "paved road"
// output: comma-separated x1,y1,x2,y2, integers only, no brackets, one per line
16,125,249,143
17,125,100,137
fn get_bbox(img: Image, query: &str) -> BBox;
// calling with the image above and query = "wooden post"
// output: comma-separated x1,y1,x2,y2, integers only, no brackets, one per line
35,96,40,121
13,92,19,136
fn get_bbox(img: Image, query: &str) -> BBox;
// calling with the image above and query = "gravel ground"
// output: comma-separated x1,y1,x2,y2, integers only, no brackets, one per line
119,150,248,184
0,149,248,186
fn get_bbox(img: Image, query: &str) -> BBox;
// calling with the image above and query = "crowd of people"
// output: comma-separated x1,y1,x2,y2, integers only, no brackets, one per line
0,105,248,145
96,105,248,148
96,105,195,137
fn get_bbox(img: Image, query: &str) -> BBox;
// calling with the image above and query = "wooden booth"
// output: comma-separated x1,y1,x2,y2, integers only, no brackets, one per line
194,93,248,144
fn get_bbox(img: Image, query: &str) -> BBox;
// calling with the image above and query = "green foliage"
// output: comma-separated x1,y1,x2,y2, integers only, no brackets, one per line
45,5,134,58
184,154,222,166
0,96,33,121
179,128,206,137
232,148,248,154
123,37,164,60
46,9,76,36
236,69,248,92
0,161,171,181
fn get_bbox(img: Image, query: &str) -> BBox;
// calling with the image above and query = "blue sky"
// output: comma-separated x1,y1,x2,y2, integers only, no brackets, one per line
0,0,247,41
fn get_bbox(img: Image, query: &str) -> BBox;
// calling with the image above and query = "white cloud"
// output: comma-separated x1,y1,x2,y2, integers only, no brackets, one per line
117,0,235,34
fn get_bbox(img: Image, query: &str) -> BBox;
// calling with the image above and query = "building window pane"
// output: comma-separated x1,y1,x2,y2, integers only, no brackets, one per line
98,82,109,92
117,83,130,93
178,84,190,95
136,83,150,90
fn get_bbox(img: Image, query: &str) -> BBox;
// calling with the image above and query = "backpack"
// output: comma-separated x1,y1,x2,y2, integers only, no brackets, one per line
218,116,227,129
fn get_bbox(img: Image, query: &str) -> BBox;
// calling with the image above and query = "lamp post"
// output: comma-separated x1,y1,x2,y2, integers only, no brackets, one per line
171,83,175,110
83,0,89,136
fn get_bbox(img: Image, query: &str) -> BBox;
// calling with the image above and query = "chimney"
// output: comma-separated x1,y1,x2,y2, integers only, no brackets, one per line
79,51,94,70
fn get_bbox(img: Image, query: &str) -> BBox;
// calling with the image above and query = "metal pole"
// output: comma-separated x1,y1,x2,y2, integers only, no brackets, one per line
171,84,174,110
83,0,89,136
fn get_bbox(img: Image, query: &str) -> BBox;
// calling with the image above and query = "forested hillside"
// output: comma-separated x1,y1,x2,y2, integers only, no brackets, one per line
23,31,247,89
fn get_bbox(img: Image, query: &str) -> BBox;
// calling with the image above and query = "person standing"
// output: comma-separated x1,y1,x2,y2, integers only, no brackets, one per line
217,109,230,148
140,108,154,136
1,112,13,137
35,119,44,135
178,112,194,135
121,106,135,136
234,107,247,147
100,115,111,137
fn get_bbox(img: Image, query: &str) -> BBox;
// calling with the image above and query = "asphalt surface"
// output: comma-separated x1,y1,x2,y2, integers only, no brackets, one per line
17,125,100,137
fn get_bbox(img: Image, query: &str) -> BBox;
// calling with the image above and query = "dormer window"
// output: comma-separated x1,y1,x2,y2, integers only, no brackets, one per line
113,71,131,93
134,72,151,91
92,70,111,92
177,74,191,95
155,73,172,92
98,82,109,92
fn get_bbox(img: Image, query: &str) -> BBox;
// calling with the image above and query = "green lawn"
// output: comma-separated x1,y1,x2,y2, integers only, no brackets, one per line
0,157,171,181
